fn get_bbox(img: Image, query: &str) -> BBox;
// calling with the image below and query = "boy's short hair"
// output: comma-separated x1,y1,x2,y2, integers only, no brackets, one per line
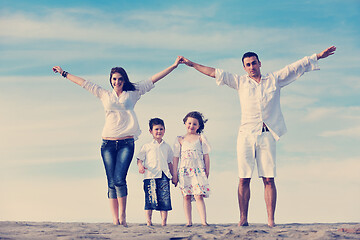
149,118,165,130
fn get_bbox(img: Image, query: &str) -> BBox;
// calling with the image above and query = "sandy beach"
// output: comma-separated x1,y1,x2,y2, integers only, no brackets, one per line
0,221,359,240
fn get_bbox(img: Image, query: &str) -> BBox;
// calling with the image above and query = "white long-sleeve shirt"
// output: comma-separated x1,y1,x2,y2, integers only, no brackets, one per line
82,79,154,140
215,54,319,140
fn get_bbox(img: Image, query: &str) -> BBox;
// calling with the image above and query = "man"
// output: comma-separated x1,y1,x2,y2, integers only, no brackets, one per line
180,46,336,227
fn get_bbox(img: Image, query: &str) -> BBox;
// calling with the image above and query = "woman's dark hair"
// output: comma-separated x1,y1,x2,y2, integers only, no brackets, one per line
110,67,136,91
183,111,208,134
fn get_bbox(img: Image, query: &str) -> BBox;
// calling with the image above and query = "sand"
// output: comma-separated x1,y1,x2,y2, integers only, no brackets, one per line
0,221,359,240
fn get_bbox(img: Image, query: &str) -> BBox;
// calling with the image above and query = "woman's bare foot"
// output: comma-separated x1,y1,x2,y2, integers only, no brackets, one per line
120,214,128,227
120,221,128,227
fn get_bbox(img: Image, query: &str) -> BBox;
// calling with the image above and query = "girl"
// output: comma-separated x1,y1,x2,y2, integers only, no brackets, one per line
52,56,182,226
172,111,211,226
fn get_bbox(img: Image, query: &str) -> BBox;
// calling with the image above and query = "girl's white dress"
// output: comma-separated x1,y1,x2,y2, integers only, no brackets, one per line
174,134,211,200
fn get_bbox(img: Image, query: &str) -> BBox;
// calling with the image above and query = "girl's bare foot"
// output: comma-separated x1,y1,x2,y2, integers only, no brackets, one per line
268,219,275,227
120,219,128,227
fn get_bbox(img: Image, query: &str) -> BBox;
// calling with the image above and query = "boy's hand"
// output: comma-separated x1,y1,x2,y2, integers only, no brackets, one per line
138,163,146,174
172,175,178,187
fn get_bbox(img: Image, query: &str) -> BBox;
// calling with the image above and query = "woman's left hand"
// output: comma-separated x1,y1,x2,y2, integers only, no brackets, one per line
52,66,63,75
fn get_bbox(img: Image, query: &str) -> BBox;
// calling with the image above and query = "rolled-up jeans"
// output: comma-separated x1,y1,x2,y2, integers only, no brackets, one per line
101,138,135,199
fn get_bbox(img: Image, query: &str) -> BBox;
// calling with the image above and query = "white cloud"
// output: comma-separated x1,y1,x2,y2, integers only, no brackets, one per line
303,106,360,122
0,7,345,55
302,107,340,122
320,126,360,137
281,95,318,109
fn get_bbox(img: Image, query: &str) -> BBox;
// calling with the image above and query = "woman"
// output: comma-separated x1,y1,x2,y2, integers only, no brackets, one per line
52,56,182,226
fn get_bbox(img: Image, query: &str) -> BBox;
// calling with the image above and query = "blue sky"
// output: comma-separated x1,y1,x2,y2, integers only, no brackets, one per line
1,0,359,224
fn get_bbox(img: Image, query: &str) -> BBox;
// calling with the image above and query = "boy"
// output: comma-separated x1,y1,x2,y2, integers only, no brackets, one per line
137,118,174,226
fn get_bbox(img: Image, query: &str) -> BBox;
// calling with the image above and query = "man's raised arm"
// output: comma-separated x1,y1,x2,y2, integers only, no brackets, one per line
181,57,216,78
317,46,336,60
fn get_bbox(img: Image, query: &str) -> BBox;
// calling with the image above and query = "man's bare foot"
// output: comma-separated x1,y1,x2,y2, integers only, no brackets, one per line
238,220,249,226
338,228,360,234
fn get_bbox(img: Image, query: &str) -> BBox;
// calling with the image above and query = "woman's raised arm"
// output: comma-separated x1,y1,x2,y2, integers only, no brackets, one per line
52,66,86,86
150,56,183,84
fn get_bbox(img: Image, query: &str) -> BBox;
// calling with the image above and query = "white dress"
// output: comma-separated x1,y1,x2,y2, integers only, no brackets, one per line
174,134,211,200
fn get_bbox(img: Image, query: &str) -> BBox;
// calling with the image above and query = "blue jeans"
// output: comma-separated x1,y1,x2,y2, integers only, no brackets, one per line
101,138,135,199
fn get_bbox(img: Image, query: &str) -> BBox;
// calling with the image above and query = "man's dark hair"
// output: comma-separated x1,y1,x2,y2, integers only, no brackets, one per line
149,118,165,130
242,52,260,66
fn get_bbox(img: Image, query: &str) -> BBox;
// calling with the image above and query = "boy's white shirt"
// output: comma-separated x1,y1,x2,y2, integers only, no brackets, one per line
137,139,173,180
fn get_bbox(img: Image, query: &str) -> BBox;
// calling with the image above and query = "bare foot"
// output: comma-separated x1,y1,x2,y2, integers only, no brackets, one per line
147,221,153,227
238,221,249,227
268,220,275,228
120,220,128,227
202,223,210,226
113,219,120,225
338,228,360,234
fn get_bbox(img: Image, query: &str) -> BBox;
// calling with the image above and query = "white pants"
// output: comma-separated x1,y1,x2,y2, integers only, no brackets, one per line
237,131,276,178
